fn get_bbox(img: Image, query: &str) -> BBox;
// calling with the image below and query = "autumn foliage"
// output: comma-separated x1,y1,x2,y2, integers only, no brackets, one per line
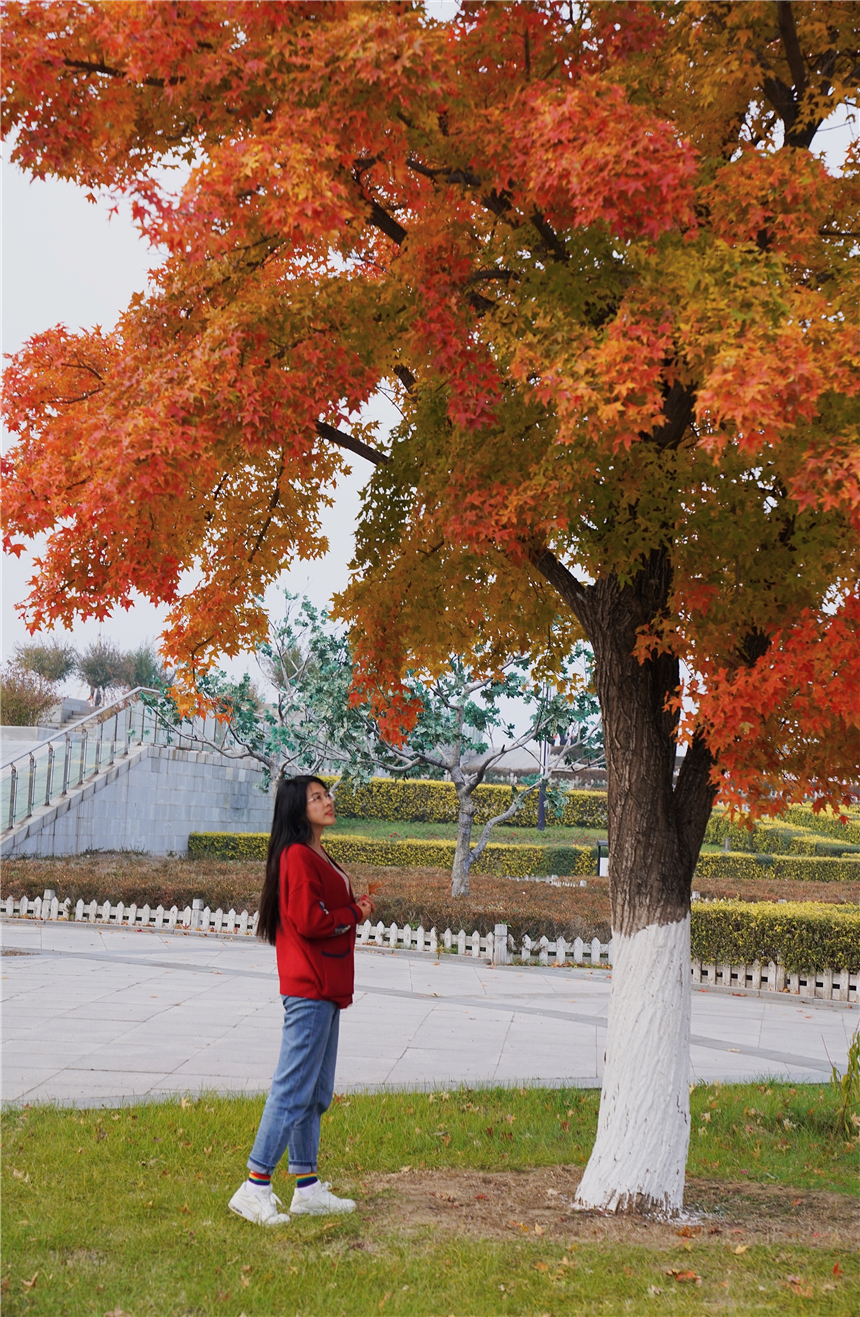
2,1,859,817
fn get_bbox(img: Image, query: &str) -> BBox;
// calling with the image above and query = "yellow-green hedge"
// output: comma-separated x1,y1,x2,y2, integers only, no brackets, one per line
187,831,597,877
691,900,860,973
695,851,860,884
786,805,860,846
703,811,860,857
322,776,608,830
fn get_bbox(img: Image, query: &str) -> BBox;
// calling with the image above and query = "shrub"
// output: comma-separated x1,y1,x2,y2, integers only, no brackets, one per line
323,775,608,829
0,663,57,726
691,900,860,973
187,831,597,877
695,852,860,884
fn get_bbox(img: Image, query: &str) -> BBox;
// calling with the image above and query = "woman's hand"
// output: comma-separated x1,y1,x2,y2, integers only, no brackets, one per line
356,896,375,920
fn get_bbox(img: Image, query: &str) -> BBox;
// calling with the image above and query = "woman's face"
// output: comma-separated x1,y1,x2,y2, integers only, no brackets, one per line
306,782,335,831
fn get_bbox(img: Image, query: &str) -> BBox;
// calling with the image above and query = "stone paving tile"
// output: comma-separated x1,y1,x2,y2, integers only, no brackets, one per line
2,919,855,1108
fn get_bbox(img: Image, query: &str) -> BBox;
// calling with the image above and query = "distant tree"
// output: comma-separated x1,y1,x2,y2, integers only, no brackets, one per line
13,638,78,685
0,662,57,726
77,639,125,705
156,593,600,895
120,641,170,691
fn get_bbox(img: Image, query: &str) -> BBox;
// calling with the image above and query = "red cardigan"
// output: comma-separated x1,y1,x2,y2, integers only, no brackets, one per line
275,843,363,1008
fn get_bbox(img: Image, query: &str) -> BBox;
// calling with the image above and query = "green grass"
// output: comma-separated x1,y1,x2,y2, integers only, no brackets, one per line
2,1084,857,1316
329,816,606,847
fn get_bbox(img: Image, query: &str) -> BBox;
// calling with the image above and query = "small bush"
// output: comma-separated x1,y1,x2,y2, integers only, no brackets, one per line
691,900,860,973
0,663,57,726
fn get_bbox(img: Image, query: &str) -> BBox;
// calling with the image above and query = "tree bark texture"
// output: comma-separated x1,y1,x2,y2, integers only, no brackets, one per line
450,772,476,898
534,547,717,1212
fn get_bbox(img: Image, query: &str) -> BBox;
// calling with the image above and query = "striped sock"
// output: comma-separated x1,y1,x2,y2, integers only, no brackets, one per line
247,1170,272,1192
296,1174,318,1196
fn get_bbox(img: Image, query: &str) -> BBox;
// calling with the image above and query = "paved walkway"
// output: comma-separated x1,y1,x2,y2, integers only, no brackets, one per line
2,920,855,1107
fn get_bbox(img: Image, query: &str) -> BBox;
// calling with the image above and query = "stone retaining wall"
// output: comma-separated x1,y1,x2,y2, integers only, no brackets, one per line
2,744,272,857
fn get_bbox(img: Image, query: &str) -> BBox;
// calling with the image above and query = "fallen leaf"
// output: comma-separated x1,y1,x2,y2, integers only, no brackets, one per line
733,1244,748,1255
664,1268,701,1284
833,1263,843,1277
648,1286,663,1296
475,1193,488,1200
378,1294,392,1311
21,1274,38,1290
534,1223,545,1236
534,1261,548,1272
12,1170,29,1183
675,1225,701,1238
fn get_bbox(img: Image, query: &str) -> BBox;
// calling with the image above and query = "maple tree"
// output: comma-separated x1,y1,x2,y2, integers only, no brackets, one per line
2,1,859,1213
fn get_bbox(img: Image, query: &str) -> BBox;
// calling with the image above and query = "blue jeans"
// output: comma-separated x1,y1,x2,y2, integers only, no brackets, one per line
247,996,340,1176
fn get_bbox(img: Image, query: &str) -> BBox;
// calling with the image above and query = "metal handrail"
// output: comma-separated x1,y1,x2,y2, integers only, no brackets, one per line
0,686,160,771
1,688,168,833
1,687,245,834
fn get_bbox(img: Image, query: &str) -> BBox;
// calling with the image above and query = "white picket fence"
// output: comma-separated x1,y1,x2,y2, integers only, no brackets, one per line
4,893,260,937
691,958,858,1003
3,895,857,1000
356,917,610,967
0,894,609,967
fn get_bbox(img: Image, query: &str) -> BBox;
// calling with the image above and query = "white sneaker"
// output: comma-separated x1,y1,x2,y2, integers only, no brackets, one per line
289,1181,356,1216
228,1181,290,1226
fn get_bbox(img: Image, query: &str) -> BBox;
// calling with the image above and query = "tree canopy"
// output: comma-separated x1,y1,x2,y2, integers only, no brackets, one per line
2,0,859,816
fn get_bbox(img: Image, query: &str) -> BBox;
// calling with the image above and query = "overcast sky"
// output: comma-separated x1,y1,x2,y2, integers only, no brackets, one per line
1,79,855,699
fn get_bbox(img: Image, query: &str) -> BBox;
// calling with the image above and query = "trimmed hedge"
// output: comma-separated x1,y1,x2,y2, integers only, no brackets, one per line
703,811,860,857
695,851,860,884
321,776,608,830
187,831,597,877
787,805,860,846
691,900,860,973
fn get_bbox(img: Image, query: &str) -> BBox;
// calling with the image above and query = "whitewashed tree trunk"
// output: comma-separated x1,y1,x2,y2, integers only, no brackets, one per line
576,914,691,1214
533,548,716,1215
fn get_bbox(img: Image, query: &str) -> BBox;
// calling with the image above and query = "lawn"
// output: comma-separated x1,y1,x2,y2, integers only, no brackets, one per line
2,1082,858,1316
327,817,607,847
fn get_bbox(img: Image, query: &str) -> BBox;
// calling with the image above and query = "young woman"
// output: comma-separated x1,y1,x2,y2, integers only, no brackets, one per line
228,775,375,1226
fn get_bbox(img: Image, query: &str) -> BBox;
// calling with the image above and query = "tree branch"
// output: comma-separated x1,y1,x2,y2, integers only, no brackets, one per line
777,1,807,97
315,420,389,466
529,547,592,634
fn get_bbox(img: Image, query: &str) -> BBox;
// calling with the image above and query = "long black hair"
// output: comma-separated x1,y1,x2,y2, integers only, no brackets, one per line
257,774,328,946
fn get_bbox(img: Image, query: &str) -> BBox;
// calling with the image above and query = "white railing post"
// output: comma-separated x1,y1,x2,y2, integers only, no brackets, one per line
493,923,508,965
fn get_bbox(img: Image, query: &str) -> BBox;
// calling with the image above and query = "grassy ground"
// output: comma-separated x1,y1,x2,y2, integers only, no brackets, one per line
328,818,607,846
2,1083,858,1316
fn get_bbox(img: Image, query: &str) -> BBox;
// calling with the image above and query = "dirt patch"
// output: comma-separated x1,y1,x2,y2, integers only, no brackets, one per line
3,856,856,944
357,1166,859,1249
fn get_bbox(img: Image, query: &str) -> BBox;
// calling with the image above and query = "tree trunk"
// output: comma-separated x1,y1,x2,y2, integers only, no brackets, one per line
535,549,716,1214
450,777,476,897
